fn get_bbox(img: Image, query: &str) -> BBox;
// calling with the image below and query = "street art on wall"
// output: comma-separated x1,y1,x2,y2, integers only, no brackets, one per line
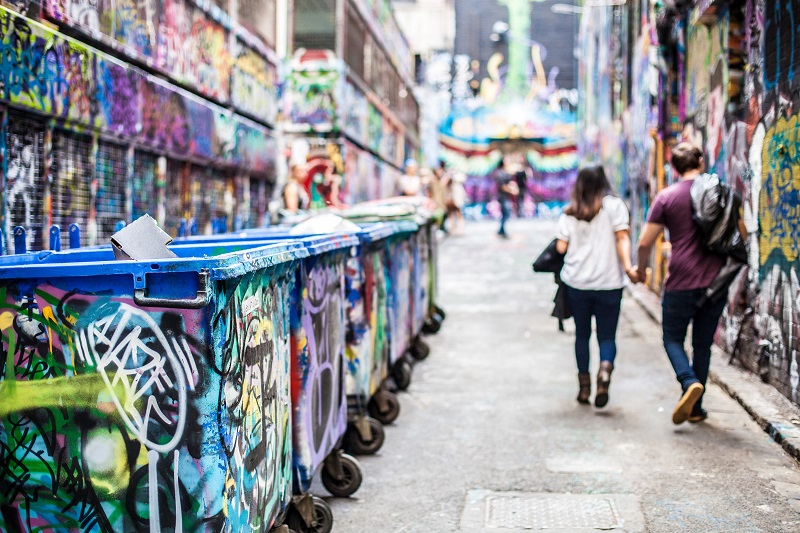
0,5,276,169
232,41,279,125
344,81,368,146
284,50,340,133
0,267,294,531
3,115,46,252
45,0,233,102
684,10,729,171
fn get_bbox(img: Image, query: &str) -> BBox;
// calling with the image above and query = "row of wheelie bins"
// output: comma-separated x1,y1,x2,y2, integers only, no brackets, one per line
0,207,445,532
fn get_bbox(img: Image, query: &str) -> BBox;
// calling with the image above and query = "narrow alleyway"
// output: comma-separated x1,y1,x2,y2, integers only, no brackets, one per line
326,219,800,533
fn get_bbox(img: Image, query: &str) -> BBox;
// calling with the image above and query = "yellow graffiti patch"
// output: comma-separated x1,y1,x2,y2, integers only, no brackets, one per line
0,373,125,417
84,429,130,496
0,311,13,330
760,114,800,265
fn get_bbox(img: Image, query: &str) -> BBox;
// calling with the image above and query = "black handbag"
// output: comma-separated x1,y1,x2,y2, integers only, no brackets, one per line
533,238,565,273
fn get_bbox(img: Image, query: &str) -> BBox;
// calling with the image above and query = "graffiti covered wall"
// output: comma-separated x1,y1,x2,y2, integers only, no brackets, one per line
0,5,278,251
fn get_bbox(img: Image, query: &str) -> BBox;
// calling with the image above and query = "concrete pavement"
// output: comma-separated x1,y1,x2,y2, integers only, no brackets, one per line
322,219,800,532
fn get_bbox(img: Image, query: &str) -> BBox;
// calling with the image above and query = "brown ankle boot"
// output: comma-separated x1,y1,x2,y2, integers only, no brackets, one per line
577,373,591,404
595,361,613,408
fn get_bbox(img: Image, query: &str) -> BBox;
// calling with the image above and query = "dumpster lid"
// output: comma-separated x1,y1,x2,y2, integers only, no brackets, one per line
0,240,309,281
356,222,418,242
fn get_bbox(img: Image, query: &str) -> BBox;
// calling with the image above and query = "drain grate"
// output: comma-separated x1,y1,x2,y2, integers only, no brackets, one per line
485,494,620,529
461,491,644,532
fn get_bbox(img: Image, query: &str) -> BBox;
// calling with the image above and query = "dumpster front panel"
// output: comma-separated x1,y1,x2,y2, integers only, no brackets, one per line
429,223,440,314
412,226,431,335
344,246,389,403
290,252,348,493
0,267,294,532
386,237,413,366
214,270,294,531
368,249,390,396
344,249,371,400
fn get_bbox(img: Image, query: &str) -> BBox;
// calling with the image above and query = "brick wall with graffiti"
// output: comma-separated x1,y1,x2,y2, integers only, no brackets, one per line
713,0,800,406
0,0,279,252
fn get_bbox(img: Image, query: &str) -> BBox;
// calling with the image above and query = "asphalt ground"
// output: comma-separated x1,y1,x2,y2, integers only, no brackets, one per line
320,219,800,533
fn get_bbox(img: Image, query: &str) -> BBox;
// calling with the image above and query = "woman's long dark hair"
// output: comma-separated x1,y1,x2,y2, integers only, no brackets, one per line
564,166,613,222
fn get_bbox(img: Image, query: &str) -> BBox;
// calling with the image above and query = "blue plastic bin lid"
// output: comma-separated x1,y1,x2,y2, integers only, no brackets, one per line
174,231,359,256
0,240,309,281
241,222,417,243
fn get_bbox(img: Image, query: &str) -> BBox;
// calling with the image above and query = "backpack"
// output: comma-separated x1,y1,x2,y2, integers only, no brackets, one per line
689,173,747,264
689,173,748,306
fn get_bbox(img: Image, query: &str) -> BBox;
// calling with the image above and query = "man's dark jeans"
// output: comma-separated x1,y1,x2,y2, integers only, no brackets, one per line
662,288,726,411
565,286,623,374
498,199,512,236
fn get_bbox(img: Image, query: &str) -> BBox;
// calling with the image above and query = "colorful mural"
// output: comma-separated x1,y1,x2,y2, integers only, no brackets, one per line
284,50,340,134
0,267,294,531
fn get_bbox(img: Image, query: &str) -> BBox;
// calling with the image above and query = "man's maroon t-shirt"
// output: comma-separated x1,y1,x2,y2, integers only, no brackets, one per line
647,179,724,292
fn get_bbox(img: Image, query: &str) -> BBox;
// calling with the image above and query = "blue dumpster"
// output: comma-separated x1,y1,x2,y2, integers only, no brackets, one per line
0,241,307,532
169,232,364,512
176,222,412,453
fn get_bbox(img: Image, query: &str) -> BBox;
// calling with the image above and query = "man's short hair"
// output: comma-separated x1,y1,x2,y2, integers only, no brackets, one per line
671,142,703,175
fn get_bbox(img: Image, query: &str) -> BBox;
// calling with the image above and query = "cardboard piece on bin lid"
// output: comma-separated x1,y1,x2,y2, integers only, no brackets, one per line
290,213,361,235
111,214,177,260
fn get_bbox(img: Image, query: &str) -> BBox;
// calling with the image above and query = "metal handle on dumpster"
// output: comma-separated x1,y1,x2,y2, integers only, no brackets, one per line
134,271,210,309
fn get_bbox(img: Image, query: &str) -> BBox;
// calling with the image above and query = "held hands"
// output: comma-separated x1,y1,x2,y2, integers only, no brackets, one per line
626,266,646,284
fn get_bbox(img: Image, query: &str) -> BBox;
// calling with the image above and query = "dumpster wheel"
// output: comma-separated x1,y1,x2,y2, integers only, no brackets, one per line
393,360,413,391
422,316,442,334
368,391,401,425
287,496,333,533
345,417,385,455
322,453,363,497
434,305,446,320
410,337,431,360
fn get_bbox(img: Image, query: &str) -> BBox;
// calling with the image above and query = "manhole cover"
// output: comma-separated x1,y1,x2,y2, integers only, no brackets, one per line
461,491,644,532
486,494,620,529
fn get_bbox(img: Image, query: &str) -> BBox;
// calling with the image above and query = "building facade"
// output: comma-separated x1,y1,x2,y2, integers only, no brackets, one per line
286,0,421,206
1,0,422,251
454,0,579,91
1,0,285,252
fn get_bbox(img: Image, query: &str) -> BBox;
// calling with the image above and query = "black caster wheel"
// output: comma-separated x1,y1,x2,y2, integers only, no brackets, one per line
344,417,385,455
410,337,431,360
368,391,401,425
287,496,333,533
321,453,363,497
393,359,412,391
422,316,442,334
434,305,446,321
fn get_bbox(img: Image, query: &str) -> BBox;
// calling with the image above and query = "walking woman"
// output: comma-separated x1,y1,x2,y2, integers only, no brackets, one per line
556,166,638,407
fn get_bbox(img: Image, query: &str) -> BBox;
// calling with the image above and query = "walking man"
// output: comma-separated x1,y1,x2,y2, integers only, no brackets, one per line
635,143,736,425
495,159,518,238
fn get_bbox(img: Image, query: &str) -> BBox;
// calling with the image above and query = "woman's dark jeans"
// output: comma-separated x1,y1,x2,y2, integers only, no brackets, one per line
662,289,726,411
565,286,624,374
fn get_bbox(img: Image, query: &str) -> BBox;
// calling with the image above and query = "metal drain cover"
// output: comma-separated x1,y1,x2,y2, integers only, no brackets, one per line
461,491,645,532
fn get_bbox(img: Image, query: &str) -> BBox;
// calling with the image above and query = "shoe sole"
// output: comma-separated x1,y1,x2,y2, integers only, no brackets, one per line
594,392,609,408
672,383,704,425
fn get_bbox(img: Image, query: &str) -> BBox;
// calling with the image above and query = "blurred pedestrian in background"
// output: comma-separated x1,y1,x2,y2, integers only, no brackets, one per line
446,170,467,235
399,159,423,197
495,159,518,238
556,166,638,408
428,161,450,233
283,162,311,213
